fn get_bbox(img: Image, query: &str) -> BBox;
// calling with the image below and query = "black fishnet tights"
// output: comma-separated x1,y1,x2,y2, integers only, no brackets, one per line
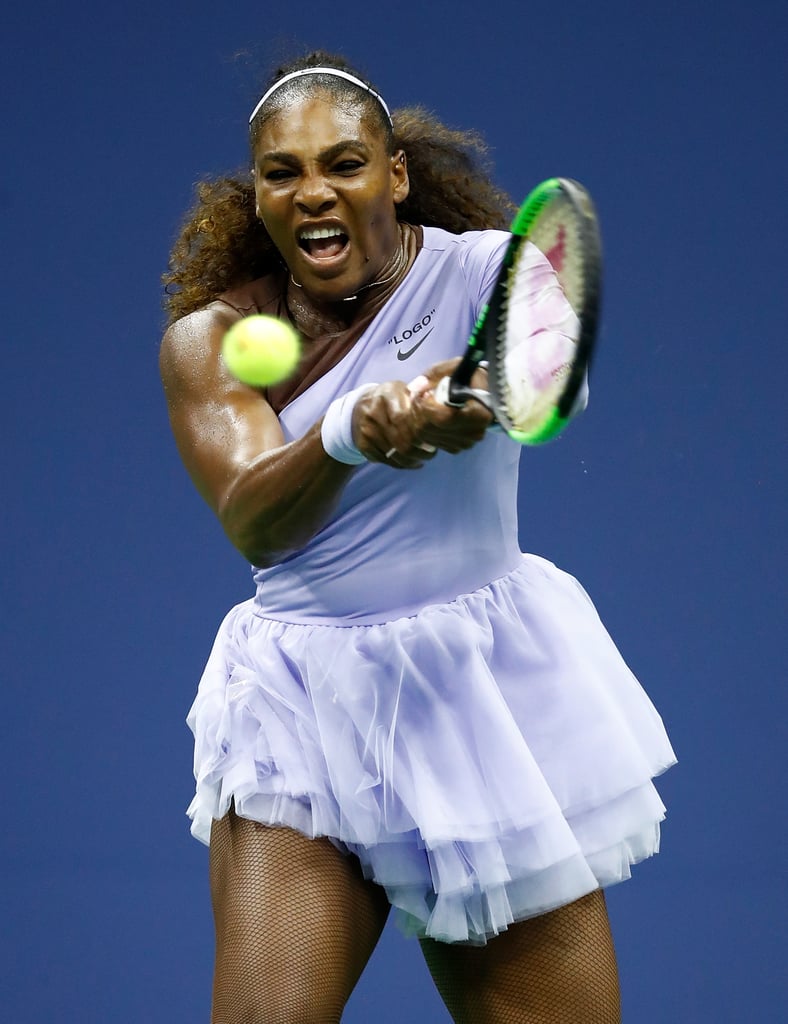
420,890,621,1024
209,810,390,1024
209,812,619,1023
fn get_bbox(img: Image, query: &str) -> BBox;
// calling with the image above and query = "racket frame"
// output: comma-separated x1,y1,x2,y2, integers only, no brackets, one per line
447,177,602,445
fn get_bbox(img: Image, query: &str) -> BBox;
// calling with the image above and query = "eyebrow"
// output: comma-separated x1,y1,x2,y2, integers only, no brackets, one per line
258,139,371,166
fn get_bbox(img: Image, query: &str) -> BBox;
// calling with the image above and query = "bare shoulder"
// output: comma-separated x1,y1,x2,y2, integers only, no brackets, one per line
159,302,241,393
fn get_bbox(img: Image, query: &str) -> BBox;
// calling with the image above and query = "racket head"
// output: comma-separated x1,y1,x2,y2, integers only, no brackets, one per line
483,177,602,444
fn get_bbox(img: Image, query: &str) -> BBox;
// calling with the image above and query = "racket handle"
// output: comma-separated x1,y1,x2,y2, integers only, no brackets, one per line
434,375,456,406
435,375,496,416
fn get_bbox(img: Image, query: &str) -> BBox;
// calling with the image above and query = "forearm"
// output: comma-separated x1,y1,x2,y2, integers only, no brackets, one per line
218,420,355,567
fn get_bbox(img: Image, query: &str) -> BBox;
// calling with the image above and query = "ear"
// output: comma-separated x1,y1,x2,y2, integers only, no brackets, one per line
252,169,262,219
391,150,410,205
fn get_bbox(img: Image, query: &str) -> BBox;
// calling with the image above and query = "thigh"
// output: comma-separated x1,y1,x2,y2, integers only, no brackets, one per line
209,809,390,1024
420,890,620,1024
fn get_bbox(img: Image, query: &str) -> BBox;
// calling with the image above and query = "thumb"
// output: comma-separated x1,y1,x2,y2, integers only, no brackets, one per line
407,374,432,397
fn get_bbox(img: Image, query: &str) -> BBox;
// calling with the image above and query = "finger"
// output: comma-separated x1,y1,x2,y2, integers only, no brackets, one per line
411,404,491,454
375,390,442,464
407,374,431,397
415,394,493,435
354,385,415,460
381,448,430,470
382,437,438,468
355,384,440,466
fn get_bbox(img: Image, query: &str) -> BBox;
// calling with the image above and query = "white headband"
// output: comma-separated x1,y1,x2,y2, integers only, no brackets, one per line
249,67,393,126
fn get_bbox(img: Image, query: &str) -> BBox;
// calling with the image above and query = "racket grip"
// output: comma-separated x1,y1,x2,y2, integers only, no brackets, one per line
435,375,486,408
435,376,501,429
434,376,454,406
435,374,485,407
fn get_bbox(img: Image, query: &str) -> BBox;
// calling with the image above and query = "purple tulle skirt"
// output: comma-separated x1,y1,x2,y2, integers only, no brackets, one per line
186,554,676,944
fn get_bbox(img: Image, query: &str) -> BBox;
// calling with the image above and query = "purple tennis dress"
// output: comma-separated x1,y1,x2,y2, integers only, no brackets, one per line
186,226,677,944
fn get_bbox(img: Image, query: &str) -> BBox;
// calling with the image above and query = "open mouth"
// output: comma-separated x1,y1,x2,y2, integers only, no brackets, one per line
298,226,350,261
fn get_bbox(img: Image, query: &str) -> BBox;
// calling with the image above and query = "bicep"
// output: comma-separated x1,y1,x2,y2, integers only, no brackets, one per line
160,307,286,513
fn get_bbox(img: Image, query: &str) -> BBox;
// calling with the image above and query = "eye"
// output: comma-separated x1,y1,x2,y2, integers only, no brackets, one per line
333,159,364,174
264,168,296,182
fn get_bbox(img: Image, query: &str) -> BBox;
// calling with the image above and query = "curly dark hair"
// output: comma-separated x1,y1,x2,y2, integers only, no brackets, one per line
163,52,515,324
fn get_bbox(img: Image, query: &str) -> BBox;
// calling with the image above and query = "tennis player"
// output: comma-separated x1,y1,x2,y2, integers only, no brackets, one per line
160,50,676,1024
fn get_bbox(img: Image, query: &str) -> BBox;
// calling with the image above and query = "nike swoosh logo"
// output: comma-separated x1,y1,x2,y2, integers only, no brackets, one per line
396,327,435,360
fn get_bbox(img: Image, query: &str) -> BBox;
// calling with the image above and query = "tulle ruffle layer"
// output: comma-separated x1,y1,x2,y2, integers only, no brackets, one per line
186,555,675,944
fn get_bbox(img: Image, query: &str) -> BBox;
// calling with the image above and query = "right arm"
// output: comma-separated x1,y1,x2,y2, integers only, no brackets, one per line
159,305,360,567
160,307,494,567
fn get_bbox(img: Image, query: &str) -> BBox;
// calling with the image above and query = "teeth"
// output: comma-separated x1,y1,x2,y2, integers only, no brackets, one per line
300,227,344,240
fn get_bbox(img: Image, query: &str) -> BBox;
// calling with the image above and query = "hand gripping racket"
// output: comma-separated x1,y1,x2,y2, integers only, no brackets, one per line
436,177,602,444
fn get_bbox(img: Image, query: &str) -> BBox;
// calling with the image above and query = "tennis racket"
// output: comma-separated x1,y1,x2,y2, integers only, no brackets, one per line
435,177,602,444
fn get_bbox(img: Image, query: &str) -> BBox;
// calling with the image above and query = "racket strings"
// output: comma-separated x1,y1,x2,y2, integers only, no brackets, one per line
494,239,581,435
530,200,589,311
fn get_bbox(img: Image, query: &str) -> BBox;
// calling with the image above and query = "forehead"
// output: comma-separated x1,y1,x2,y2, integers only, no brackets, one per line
253,93,382,159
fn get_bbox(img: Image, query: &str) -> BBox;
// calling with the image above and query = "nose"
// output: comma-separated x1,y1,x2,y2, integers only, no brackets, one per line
294,171,336,214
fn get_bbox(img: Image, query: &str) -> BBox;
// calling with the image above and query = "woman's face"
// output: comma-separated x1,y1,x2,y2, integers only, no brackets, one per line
253,93,409,305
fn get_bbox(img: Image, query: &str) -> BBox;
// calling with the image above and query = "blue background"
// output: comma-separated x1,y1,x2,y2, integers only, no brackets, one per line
3,1,786,1019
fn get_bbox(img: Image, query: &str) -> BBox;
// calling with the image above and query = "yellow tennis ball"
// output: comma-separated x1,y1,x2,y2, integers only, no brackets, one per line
221,315,301,387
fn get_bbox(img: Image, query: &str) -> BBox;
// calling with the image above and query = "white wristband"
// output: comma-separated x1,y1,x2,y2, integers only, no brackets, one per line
320,384,378,465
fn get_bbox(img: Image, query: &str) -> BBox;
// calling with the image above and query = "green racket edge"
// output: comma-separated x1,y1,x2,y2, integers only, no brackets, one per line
499,177,569,445
459,180,563,359
510,177,564,238
507,407,568,446
498,176,599,446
